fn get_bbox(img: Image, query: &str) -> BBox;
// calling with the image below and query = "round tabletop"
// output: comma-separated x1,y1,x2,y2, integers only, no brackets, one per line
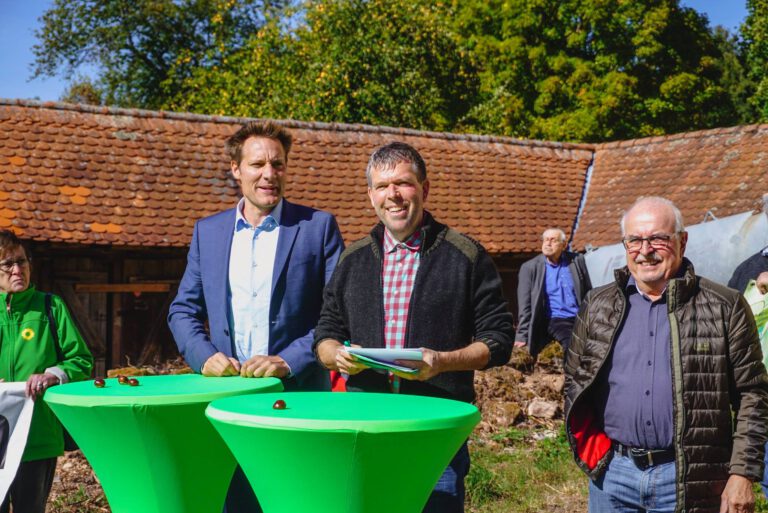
207,392,480,432
45,374,283,407
44,374,284,513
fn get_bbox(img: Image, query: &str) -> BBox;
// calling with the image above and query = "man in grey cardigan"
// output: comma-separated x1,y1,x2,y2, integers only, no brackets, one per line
514,228,591,358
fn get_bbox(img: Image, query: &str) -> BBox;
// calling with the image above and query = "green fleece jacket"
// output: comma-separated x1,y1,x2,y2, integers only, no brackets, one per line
0,286,93,461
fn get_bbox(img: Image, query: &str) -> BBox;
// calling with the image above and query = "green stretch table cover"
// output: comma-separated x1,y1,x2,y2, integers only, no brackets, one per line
207,392,480,513
45,374,282,513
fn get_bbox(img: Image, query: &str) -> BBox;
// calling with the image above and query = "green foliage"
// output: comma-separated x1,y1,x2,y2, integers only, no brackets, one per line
467,428,587,513
742,0,768,120
466,456,504,506
32,0,287,108
49,484,108,513
757,483,768,513
533,429,573,474
490,426,528,445
59,76,105,105
166,0,477,131
452,0,744,142
32,0,764,141
713,27,758,124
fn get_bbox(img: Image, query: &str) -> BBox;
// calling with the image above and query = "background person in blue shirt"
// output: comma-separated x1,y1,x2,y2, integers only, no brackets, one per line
168,121,344,513
514,228,591,358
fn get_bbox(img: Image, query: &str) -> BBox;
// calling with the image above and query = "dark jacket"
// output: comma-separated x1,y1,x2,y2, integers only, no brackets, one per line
516,252,591,356
728,248,768,294
313,213,514,403
564,259,768,513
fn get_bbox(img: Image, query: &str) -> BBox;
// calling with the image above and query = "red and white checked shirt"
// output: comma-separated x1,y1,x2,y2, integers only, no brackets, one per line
382,228,422,391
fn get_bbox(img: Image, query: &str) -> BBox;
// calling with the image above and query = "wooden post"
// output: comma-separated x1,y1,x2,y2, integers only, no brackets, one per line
110,260,123,369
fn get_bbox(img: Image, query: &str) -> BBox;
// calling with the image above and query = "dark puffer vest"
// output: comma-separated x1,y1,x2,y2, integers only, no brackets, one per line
564,259,768,513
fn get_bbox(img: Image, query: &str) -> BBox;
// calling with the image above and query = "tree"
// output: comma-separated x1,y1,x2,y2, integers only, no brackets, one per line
165,0,477,132
741,0,768,120
712,27,758,124
32,0,289,109
452,0,744,142
59,76,105,105
34,0,754,142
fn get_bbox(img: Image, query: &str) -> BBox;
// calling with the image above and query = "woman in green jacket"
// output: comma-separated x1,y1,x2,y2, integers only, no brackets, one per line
0,229,93,513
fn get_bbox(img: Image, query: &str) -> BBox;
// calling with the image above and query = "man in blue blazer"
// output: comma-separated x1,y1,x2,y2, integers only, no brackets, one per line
168,121,344,512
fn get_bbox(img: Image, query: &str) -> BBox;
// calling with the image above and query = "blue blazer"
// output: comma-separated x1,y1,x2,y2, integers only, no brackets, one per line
168,200,344,391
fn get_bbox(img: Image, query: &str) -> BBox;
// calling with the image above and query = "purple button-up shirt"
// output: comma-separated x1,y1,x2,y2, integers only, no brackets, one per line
599,277,673,449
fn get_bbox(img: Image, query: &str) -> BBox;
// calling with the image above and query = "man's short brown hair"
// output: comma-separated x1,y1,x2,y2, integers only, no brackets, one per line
225,121,293,165
0,229,29,260
365,142,427,187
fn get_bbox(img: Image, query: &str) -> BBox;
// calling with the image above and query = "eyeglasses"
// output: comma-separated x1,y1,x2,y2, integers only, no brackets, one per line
622,234,678,252
0,257,29,273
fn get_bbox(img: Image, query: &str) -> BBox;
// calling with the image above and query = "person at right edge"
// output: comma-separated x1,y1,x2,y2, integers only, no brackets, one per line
727,192,768,503
564,196,768,513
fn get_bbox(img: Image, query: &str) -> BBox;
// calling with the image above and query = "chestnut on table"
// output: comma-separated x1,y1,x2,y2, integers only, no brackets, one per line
44,374,282,513
206,392,480,513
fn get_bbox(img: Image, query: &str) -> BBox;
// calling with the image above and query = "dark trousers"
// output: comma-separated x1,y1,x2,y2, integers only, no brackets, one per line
0,457,57,513
423,442,470,513
224,464,262,513
548,316,576,354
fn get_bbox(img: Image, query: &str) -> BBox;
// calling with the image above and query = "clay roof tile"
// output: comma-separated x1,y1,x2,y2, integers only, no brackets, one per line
0,99,616,251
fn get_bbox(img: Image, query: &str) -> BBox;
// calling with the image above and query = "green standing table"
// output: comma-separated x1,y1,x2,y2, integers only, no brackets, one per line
45,374,283,513
206,392,480,513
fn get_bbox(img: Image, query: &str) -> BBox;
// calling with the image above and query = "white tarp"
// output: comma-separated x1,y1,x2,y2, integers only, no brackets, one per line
0,383,34,503
584,210,768,288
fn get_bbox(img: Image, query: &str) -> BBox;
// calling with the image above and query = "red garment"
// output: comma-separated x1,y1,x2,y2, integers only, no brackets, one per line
381,228,422,393
329,370,347,392
382,228,421,351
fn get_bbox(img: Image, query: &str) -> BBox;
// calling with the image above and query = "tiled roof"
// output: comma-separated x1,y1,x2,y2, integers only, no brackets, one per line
0,99,593,253
573,125,768,249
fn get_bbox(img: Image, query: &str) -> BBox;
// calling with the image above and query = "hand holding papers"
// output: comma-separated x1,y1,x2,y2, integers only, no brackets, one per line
345,347,423,374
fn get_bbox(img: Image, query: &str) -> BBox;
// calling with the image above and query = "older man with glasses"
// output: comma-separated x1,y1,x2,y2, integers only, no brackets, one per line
564,196,768,513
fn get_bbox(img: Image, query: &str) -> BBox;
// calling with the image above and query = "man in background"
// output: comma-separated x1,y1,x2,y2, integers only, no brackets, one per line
728,246,768,294
515,228,591,358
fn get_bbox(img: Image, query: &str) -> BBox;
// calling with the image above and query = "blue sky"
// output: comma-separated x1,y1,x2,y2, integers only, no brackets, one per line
0,0,751,103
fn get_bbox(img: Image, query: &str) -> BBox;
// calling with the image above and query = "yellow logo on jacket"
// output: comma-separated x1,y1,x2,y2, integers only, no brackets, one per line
21,328,35,341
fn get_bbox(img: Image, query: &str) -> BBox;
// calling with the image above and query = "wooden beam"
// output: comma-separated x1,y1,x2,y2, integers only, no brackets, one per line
74,283,171,293
138,284,179,366
110,262,123,369
53,281,108,355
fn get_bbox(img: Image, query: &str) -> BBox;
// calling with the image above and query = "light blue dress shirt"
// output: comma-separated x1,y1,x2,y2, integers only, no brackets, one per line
544,257,579,318
228,198,282,362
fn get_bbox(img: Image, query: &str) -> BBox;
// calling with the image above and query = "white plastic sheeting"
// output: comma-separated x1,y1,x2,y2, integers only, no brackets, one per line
0,383,34,503
583,210,768,288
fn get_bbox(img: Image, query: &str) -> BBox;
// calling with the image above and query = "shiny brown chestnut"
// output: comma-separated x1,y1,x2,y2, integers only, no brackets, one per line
272,399,286,410
94,379,105,388
117,375,129,385
128,378,139,387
